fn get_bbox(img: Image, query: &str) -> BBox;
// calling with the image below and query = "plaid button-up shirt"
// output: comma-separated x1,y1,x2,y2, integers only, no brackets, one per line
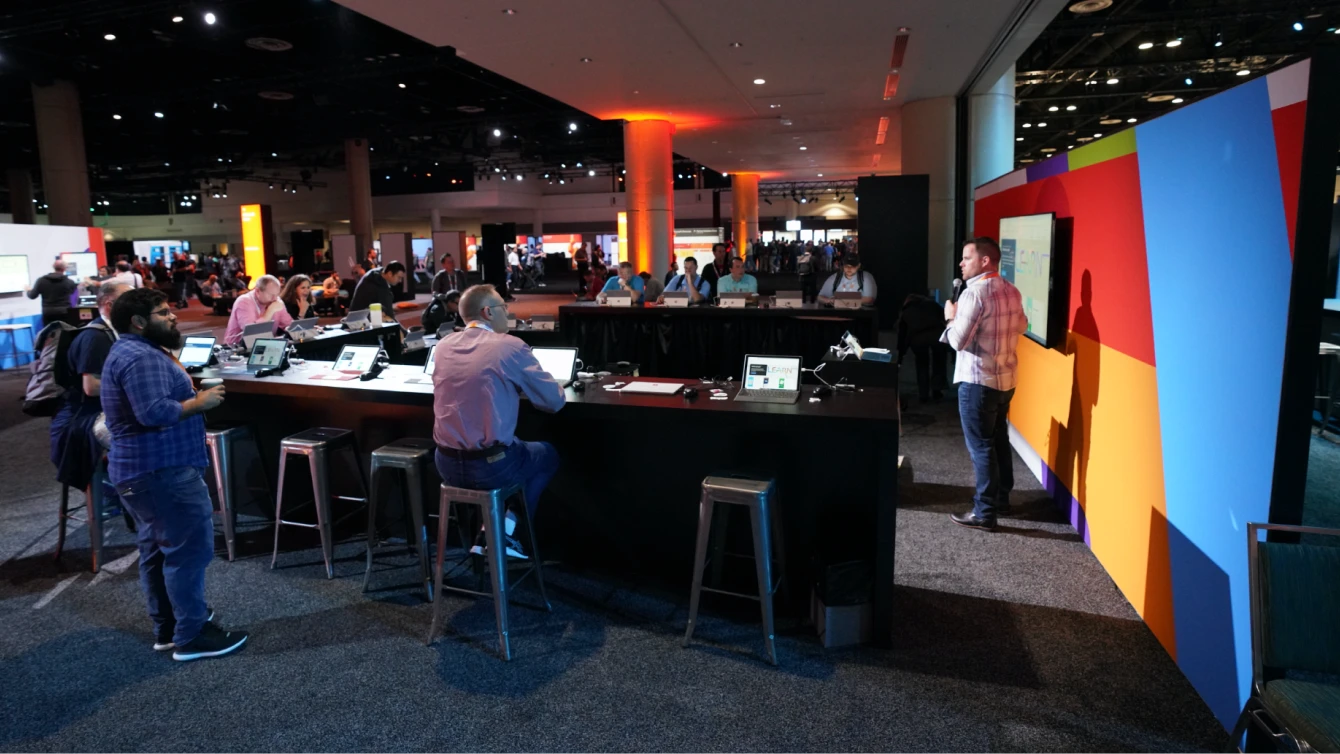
941,272,1029,391
102,333,208,485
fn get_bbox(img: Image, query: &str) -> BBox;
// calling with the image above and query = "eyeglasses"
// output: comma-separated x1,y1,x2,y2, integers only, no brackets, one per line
149,307,175,318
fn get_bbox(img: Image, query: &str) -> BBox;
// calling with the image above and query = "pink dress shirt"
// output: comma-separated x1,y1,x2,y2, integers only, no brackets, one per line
432,325,566,450
223,290,294,345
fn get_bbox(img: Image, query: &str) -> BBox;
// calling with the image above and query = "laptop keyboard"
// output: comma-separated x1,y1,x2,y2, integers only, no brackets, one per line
735,389,800,404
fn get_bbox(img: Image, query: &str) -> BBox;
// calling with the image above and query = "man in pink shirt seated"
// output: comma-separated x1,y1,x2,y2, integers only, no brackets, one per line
432,284,566,559
223,275,293,346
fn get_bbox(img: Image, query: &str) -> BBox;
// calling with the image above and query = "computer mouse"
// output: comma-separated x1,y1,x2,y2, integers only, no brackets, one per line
571,380,586,393
683,387,698,399
812,385,832,397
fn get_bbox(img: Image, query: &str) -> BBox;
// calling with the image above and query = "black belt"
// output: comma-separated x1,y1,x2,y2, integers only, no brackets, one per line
436,444,507,461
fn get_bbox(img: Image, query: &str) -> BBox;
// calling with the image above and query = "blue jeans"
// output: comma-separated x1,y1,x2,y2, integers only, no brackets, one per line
957,383,1016,521
433,440,559,520
114,466,214,645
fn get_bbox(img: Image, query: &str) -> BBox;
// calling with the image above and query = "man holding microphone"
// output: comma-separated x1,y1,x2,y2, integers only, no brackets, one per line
102,288,249,660
941,237,1028,531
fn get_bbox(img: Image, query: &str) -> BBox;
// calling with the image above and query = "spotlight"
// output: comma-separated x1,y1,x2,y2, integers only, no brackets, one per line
753,78,766,85
1066,105,1077,111
104,33,116,41
1185,78,1193,86
271,152,277,157
1172,97,1184,103
1106,78,1119,85
1137,42,1154,49
494,167,501,172
588,169,596,176
398,83,406,89
559,179,565,184
1215,32,1224,46
1048,106,1059,112
204,12,216,24
1236,69,1250,76
576,162,583,167
153,112,164,118
1166,38,1182,47
1127,118,1137,123
112,114,122,120
172,15,183,22
568,122,578,131
516,175,523,181
493,128,502,137
1293,21,1304,31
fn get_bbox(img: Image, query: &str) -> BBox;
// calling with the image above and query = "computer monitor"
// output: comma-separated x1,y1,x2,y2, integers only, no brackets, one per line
343,309,370,331
247,338,287,371
531,347,579,385
423,345,437,375
241,321,274,353
333,345,380,373
741,354,801,392
178,336,216,368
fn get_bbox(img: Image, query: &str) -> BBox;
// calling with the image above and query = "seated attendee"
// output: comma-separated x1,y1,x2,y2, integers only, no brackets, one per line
201,275,222,299
817,253,877,306
664,257,679,286
576,264,604,302
222,274,292,345
349,264,366,282
598,261,644,304
432,285,565,558
421,290,464,334
280,274,313,320
716,256,758,294
348,261,406,313
432,254,467,295
659,256,710,304
316,273,342,315
639,271,664,304
51,281,129,494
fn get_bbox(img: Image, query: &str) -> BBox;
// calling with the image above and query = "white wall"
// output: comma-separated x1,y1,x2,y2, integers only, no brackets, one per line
0,223,96,324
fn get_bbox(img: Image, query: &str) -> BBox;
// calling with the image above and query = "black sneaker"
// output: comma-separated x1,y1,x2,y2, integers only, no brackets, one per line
153,606,216,651
172,622,248,662
950,512,997,531
467,531,530,560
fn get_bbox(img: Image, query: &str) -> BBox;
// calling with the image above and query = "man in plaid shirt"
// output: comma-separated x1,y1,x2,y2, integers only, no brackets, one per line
941,237,1029,531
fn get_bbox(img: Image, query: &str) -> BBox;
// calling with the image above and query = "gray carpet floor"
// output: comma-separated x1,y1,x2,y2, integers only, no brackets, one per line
0,366,1228,752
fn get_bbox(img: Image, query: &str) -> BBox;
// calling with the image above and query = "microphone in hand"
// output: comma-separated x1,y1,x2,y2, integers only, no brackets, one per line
951,278,963,303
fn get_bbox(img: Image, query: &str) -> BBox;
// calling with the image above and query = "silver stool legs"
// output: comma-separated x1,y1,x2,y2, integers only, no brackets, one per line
683,477,785,666
270,429,368,579
426,484,551,661
362,440,435,601
205,426,270,562
55,462,110,573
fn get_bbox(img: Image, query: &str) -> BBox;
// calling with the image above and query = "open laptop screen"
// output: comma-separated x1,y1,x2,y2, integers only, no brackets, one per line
742,355,801,391
178,336,215,368
333,345,380,373
423,345,437,375
531,347,579,383
247,338,287,369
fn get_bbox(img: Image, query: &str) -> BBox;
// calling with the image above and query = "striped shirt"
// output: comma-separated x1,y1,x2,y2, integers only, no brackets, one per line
941,272,1028,391
101,334,208,485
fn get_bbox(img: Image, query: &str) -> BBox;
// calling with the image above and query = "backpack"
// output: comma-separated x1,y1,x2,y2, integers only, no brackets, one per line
22,321,113,417
420,294,454,335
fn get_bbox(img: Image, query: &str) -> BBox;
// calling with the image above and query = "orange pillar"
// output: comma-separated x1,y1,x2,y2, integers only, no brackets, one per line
731,173,760,251
623,120,675,278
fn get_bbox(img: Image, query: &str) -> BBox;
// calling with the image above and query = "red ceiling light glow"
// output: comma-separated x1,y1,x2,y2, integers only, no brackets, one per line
871,153,882,168
882,31,909,100
875,116,890,145
883,74,900,100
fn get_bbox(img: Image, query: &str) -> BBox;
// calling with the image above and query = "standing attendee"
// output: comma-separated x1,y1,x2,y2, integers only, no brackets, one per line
717,256,759,294
432,254,467,296
109,260,143,289
279,274,313,320
797,247,818,303
170,253,195,309
598,261,645,305
218,252,241,290
151,258,171,290
702,243,732,299
574,245,590,296
942,237,1029,530
506,247,522,287
102,288,248,660
364,248,379,271
27,260,78,327
823,239,836,272
432,285,565,558
898,292,950,402
664,256,680,286
50,281,128,493
660,256,710,304
817,254,878,306
348,261,406,313
223,274,292,346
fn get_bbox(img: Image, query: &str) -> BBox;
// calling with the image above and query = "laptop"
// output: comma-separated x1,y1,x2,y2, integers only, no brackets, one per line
343,309,371,331
405,344,436,384
178,335,216,369
286,317,320,342
531,347,580,387
77,294,98,308
734,354,802,404
603,290,633,307
774,292,803,309
718,292,750,308
403,330,427,351
662,291,689,308
332,344,380,373
246,338,287,373
436,321,457,339
241,321,275,353
833,292,863,310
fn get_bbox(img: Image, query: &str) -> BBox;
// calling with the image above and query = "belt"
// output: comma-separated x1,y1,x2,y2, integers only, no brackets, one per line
436,444,507,461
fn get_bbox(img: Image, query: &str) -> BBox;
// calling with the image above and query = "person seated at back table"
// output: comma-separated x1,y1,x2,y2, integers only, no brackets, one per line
638,271,664,304
716,256,758,295
348,261,406,314
223,274,291,346
597,261,644,305
280,274,313,320
658,256,710,304
432,285,566,559
432,254,467,296
421,290,464,334
817,253,878,306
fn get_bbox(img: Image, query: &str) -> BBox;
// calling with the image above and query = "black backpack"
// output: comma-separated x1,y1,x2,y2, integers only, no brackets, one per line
22,321,113,417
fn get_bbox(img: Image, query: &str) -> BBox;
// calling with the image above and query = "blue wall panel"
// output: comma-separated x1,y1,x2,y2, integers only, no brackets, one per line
1135,78,1293,727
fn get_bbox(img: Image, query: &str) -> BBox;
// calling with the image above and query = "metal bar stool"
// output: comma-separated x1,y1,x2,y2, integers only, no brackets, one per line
425,483,551,661
362,437,436,600
683,475,788,666
205,424,271,561
55,458,113,573
271,427,369,579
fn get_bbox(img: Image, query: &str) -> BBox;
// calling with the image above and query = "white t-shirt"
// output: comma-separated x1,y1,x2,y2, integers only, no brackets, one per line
109,270,143,288
508,251,520,267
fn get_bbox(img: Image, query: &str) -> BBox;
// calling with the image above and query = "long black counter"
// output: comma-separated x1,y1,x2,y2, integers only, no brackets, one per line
198,362,901,644
292,322,405,362
559,302,879,377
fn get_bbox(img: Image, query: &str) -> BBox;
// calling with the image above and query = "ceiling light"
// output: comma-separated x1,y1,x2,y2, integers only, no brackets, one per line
398,83,407,89
1185,77,1194,86
769,104,780,108
1066,105,1077,111
1128,118,1138,123
204,12,216,24
1022,122,1032,128
1068,0,1112,12
1037,122,1047,127
730,42,742,47
104,33,116,41
1106,78,1119,85
1166,38,1182,47
1049,106,1059,112
1099,119,1122,125
799,146,807,150
559,179,565,184
587,169,596,176
164,162,170,166
817,173,823,177
385,175,390,180
1041,147,1057,153
1172,97,1184,103
503,8,516,14
268,183,274,189
1236,69,1250,76
494,167,501,172
753,78,766,85
580,57,592,63
1293,21,1304,31
270,152,277,157
112,114,121,120
576,162,583,167
1215,39,1224,46
568,122,578,131
153,111,164,118
493,128,502,137
1094,133,1102,138
516,175,523,181
1016,137,1024,141
172,15,183,22
1138,42,1154,50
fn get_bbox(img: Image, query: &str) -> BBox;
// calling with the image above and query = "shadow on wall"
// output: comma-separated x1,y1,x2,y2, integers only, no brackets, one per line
1050,270,1101,511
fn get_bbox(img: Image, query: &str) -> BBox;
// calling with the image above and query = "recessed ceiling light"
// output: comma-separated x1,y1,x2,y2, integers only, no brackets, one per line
1094,133,1102,138
104,33,116,41
1016,137,1024,141
153,111,164,118
730,42,742,47
204,12,216,24
580,57,592,63
799,146,807,150
1066,105,1077,111
817,173,823,177
1022,122,1032,128
1041,147,1057,153
1138,42,1154,49
1166,38,1182,47
493,128,502,137
1236,69,1250,76
1127,117,1138,123
568,122,578,131
1037,122,1047,127
753,78,766,85
1106,78,1119,85
1172,97,1185,103
112,114,121,120
398,82,406,88
769,104,780,108
1099,119,1121,125
1048,106,1059,112
172,15,183,22
503,8,516,14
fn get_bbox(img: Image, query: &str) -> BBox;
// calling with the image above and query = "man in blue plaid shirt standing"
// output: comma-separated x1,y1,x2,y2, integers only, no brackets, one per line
102,288,249,661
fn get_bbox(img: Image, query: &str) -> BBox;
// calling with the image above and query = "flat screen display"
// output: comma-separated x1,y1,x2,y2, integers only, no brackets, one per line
179,336,215,367
998,213,1056,347
247,338,286,368
61,252,99,281
531,347,578,383
333,345,379,372
742,355,800,391
0,255,30,294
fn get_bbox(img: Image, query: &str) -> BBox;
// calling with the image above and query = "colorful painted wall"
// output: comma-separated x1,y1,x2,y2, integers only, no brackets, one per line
973,60,1309,729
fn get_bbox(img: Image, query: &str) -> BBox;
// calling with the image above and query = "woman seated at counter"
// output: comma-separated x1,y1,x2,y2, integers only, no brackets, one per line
280,274,314,320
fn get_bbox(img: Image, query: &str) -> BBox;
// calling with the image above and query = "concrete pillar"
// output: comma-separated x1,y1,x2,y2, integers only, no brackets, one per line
731,173,760,250
532,207,544,238
31,81,92,227
968,64,1015,235
430,207,442,232
7,169,36,224
623,120,675,278
344,138,375,255
901,97,957,296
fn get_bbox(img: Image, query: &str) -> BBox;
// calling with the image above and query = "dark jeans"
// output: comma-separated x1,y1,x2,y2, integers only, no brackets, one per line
174,278,193,306
900,343,949,400
799,274,817,303
433,440,559,521
576,262,590,295
957,383,1016,521
114,466,214,645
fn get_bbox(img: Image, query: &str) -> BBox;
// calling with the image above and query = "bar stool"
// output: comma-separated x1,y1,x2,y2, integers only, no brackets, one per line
683,475,787,666
426,482,550,661
205,424,270,561
362,437,436,600
54,459,113,573
271,427,369,579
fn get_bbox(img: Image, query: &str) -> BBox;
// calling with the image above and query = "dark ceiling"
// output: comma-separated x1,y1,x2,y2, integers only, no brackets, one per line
1013,0,1340,166
0,0,728,214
